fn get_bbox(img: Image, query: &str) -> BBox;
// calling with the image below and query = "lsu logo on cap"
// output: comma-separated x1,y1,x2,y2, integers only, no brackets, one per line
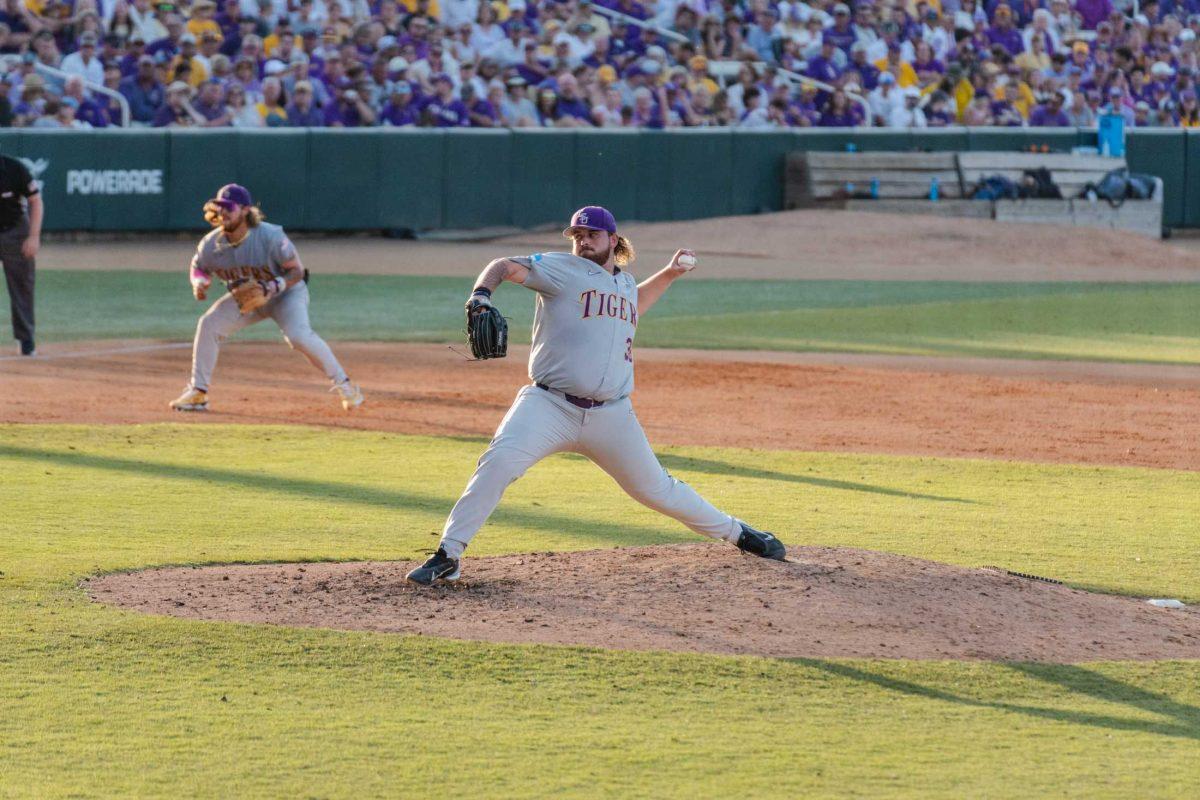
578,212,589,225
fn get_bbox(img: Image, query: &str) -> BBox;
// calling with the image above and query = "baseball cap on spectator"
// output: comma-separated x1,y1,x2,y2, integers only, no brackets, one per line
138,54,154,65
509,0,526,9
834,3,850,14
1133,14,1150,26
180,33,197,45
646,45,668,60
378,35,398,50
62,96,79,109
1151,62,1174,77
564,206,617,237
1182,89,1197,102
1181,30,1197,42
391,82,413,95
1134,100,1151,111
211,183,253,209
1109,86,1123,96
387,56,408,73
506,76,527,87
641,59,662,75
879,72,896,85
167,80,191,94
1072,41,1089,54
432,72,452,84
689,55,708,70
300,25,318,38
264,59,287,76
290,52,310,65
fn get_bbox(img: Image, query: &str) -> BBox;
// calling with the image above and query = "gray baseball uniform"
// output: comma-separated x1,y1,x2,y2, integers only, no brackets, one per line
188,222,347,391
439,251,741,559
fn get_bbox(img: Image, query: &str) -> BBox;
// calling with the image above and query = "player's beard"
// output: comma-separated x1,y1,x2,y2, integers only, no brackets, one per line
577,242,611,267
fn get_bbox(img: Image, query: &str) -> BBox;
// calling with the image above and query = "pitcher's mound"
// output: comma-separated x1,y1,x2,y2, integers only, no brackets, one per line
87,544,1200,662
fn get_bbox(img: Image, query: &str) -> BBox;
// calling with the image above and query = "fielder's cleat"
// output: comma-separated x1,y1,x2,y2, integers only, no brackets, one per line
406,547,461,586
169,386,208,412
18,339,35,357
331,379,364,411
735,522,787,561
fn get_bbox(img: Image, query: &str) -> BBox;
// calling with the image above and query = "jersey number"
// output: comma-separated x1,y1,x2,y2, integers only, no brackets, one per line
624,338,633,363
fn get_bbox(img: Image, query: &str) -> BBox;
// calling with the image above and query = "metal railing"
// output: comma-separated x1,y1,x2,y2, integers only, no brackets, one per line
0,57,133,128
588,5,873,124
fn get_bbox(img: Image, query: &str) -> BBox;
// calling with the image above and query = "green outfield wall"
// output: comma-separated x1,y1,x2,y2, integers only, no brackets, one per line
3,128,1197,232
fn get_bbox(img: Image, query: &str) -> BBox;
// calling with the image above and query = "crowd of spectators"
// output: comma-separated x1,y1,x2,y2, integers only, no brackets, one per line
0,0,1197,129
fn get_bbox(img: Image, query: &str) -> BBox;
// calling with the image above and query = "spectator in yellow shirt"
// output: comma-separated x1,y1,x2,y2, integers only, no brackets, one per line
874,42,918,87
186,0,221,39
685,55,719,96
171,34,209,87
263,19,301,59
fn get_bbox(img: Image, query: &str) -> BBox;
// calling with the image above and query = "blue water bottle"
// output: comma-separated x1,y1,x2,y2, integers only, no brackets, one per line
870,178,880,199
846,142,857,153
929,177,940,201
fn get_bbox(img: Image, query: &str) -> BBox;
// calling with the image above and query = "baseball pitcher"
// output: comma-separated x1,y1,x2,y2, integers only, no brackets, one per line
169,184,363,412
407,205,785,585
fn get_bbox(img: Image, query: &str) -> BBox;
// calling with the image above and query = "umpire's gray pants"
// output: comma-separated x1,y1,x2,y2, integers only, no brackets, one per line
190,281,348,391
1,219,34,344
439,385,742,559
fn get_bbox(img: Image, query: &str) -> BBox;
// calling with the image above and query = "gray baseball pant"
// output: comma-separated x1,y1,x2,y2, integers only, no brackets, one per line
1,220,34,345
189,281,348,391
439,384,741,559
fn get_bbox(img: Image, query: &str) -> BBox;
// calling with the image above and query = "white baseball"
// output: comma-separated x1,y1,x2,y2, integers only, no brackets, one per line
677,254,696,270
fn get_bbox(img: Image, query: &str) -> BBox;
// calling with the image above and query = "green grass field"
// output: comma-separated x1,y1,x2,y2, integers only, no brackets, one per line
1,425,1198,798
13,272,1200,363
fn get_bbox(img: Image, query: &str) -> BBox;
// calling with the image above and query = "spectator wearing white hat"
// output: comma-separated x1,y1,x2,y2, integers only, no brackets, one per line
888,87,927,128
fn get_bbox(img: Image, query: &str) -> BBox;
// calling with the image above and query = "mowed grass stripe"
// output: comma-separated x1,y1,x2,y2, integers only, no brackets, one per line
9,271,1200,363
0,425,1199,797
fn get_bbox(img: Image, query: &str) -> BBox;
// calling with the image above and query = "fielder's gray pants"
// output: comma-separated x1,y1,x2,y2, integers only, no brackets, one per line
440,384,741,559
190,281,348,391
0,220,34,345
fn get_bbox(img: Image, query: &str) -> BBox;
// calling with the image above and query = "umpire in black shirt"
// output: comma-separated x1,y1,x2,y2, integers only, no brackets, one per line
0,153,43,356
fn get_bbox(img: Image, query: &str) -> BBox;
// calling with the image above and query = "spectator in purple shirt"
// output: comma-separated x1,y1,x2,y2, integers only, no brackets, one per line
1075,0,1113,30
420,73,470,127
463,83,501,126
285,80,324,126
986,5,1024,55
192,80,232,126
819,89,861,126
1029,89,1071,125
805,37,842,84
324,86,377,127
380,82,421,126
551,72,592,126
825,4,858,54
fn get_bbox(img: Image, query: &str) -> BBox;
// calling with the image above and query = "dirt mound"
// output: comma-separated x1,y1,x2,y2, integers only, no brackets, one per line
5,341,1200,470
87,544,1200,662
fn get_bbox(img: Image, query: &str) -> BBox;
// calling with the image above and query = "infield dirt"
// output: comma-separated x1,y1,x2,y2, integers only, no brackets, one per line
4,341,1200,470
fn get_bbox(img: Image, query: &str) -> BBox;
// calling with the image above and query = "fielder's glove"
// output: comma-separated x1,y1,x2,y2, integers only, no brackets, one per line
465,291,507,360
230,277,284,314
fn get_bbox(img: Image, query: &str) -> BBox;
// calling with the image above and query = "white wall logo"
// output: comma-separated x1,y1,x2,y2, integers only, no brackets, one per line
18,157,48,190
66,169,164,195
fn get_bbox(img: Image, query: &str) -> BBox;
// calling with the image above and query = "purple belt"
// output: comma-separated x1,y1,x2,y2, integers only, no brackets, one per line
536,383,605,409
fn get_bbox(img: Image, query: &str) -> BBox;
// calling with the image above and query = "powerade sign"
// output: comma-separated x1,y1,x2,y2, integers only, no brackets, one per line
66,169,164,195
18,157,165,196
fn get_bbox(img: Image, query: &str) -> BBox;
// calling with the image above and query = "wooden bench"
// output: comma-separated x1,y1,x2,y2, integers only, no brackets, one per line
784,150,1164,238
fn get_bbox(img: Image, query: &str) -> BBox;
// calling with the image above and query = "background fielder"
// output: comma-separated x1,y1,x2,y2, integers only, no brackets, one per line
170,184,363,412
407,205,785,586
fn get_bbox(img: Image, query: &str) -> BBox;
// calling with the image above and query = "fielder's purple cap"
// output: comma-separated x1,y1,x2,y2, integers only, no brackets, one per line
563,205,617,236
211,183,252,209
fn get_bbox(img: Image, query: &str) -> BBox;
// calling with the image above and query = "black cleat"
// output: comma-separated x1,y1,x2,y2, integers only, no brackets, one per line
406,547,462,586
735,523,787,561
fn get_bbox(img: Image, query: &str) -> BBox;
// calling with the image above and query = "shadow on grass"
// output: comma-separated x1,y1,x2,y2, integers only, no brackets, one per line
0,444,688,551
657,453,975,505
803,660,1200,741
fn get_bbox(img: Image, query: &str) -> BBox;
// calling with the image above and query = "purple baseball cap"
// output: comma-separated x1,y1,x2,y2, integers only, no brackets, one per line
563,205,617,237
211,183,252,209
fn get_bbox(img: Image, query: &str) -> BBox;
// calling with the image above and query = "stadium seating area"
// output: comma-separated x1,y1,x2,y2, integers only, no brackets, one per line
0,0,1197,128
